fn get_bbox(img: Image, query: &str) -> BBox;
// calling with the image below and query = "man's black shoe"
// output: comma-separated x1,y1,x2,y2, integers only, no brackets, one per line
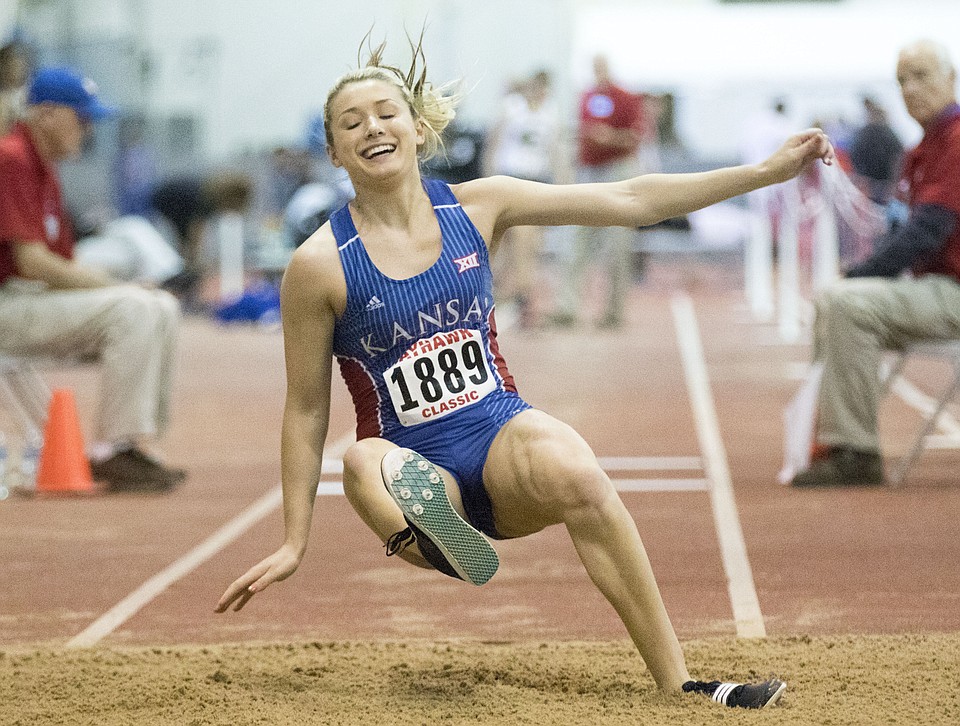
90,448,185,493
791,447,884,488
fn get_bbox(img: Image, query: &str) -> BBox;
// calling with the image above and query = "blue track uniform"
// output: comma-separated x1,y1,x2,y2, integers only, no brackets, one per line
330,178,531,538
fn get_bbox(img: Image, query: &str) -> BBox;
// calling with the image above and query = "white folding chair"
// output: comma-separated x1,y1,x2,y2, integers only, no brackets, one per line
880,339,960,486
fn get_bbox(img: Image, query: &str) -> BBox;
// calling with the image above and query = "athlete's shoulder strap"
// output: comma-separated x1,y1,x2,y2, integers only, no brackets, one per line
423,177,460,207
329,202,360,251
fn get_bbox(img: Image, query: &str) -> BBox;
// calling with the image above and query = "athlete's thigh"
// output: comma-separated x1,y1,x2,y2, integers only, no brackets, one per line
482,409,612,537
341,437,467,541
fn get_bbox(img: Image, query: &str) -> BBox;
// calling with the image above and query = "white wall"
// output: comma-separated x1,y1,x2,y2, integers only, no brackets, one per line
0,0,17,36
9,0,960,159
127,0,572,157
574,0,960,157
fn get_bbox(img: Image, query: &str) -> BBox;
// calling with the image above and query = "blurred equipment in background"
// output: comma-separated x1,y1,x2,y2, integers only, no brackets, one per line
0,40,30,135
422,121,485,184
75,214,184,286
283,181,339,249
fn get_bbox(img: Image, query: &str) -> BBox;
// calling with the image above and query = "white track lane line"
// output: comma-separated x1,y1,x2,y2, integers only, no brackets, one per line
597,456,703,470
671,293,766,638
67,430,357,649
318,456,706,496
613,478,709,492
315,477,707,496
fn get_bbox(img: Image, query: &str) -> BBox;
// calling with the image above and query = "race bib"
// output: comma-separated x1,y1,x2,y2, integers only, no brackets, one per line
384,328,496,426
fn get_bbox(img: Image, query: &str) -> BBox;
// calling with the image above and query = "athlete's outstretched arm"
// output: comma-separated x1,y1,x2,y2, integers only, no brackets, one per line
216,229,340,613
458,128,834,240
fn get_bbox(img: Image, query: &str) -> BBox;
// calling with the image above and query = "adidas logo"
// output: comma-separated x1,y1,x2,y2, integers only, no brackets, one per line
365,295,385,311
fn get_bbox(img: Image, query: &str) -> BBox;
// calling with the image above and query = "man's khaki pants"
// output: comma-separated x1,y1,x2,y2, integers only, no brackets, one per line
556,156,641,325
814,274,960,452
0,281,180,444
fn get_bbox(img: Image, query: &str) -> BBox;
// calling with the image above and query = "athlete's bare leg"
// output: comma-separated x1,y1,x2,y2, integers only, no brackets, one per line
482,409,691,692
341,414,689,691
341,437,467,571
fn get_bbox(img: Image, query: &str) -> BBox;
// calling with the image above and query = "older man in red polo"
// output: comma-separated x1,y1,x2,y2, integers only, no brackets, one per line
0,67,185,492
793,40,960,488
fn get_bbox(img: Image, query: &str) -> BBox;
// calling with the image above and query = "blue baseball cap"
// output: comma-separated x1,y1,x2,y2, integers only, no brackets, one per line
27,67,117,121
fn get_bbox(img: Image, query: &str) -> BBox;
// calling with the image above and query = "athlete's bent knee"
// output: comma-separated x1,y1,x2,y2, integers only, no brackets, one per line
560,464,616,513
341,438,392,498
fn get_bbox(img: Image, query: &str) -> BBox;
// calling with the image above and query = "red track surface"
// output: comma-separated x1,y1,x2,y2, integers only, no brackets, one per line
2,260,959,648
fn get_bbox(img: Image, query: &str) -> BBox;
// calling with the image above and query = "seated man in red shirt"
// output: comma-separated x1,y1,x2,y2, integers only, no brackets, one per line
792,39,960,487
0,67,185,492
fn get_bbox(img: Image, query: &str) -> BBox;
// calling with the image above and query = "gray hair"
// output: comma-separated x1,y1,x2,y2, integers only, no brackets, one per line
902,39,955,76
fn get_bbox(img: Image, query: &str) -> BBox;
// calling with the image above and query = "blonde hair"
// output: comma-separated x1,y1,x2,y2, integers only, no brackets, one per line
323,31,460,161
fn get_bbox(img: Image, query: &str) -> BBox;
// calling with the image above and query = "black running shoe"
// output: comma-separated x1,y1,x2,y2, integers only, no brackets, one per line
383,522,465,581
682,678,787,709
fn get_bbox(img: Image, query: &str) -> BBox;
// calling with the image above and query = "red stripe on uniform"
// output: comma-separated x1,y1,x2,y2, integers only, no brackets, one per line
336,356,382,439
486,309,517,393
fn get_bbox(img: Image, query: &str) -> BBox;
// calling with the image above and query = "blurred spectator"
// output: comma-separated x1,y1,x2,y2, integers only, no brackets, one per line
266,146,312,219
0,41,30,135
0,67,185,493
113,114,158,216
484,70,559,184
848,96,904,204
149,171,253,305
483,70,560,327
636,92,664,174
655,92,682,150
553,55,645,329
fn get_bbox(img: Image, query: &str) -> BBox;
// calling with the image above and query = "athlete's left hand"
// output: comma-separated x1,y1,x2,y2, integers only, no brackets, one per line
762,128,836,185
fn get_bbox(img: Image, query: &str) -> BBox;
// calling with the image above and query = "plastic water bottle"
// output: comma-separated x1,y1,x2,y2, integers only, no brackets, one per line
0,432,9,501
18,434,41,494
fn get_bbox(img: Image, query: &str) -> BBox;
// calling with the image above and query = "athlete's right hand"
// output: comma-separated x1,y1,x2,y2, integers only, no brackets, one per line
214,543,302,613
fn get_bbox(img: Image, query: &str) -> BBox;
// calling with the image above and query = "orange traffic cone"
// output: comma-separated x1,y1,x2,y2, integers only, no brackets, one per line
35,388,96,496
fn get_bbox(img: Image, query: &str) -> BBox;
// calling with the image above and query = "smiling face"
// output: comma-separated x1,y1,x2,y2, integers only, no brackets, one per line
897,43,957,127
326,79,425,183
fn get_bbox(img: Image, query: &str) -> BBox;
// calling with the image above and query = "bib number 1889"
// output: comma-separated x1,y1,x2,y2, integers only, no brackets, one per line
384,330,496,426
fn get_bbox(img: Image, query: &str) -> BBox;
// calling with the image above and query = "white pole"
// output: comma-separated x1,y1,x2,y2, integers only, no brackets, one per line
217,212,245,300
777,182,802,343
812,187,840,292
745,193,775,322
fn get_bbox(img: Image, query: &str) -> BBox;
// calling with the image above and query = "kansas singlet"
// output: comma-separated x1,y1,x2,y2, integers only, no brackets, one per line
329,178,531,537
